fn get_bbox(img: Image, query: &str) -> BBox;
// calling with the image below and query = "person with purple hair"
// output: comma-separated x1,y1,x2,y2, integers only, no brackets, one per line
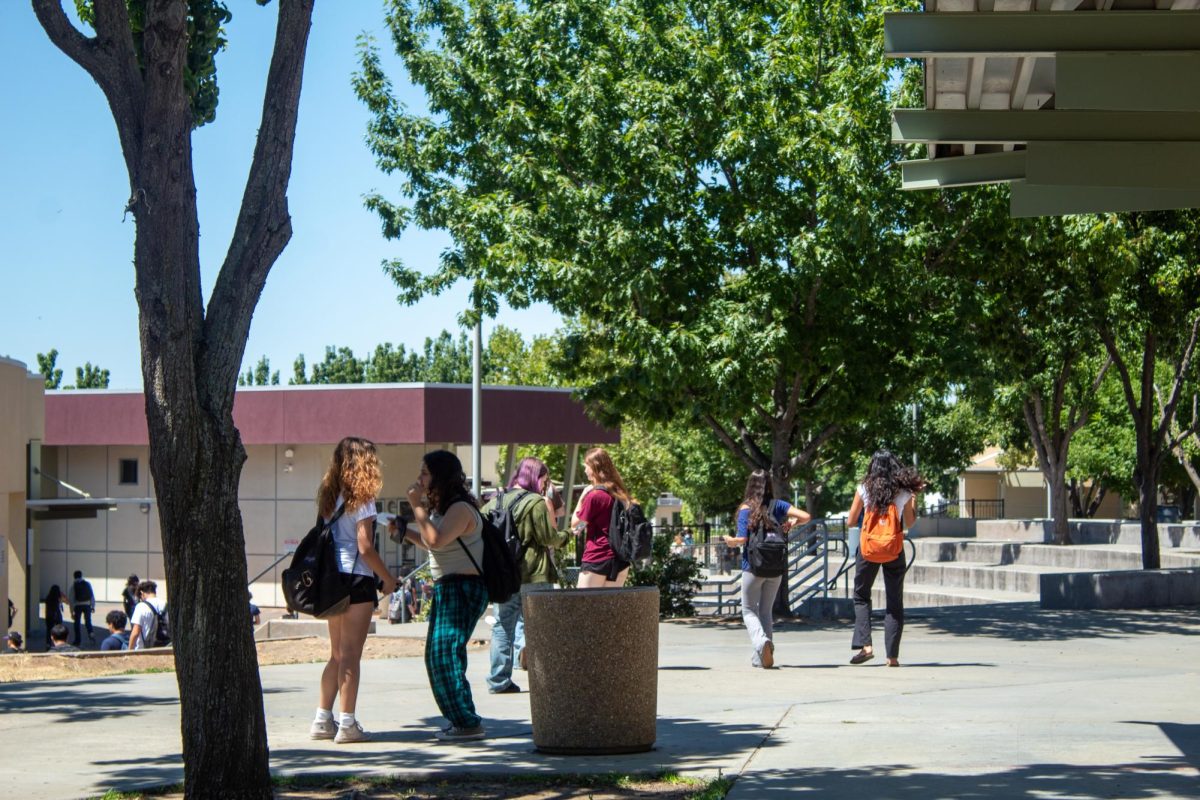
481,456,570,693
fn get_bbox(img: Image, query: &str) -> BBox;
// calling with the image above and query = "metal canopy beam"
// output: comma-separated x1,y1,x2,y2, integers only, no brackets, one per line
1010,182,1200,216
885,11,1200,58
901,151,1027,189
1057,52,1200,111
1025,141,1200,188
893,109,1200,143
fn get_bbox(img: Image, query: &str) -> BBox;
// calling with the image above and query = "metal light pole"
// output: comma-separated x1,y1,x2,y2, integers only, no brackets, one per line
471,314,482,497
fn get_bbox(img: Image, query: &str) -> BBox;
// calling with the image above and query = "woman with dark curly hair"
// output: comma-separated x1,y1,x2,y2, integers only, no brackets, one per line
309,437,398,744
402,449,490,742
847,449,920,667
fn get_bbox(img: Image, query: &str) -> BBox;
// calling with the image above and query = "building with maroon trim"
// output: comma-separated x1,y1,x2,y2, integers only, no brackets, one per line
25,383,616,619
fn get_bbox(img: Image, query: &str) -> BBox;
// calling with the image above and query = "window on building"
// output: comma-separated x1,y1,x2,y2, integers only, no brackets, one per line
118,458,139,485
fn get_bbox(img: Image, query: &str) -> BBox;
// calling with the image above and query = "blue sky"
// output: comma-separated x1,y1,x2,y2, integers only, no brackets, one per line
0,2,561,390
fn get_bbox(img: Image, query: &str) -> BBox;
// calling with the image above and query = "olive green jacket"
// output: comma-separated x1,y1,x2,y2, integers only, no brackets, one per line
482,489,571,585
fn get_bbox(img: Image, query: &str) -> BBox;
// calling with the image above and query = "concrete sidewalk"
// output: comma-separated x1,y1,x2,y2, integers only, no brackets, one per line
1,603,1198,799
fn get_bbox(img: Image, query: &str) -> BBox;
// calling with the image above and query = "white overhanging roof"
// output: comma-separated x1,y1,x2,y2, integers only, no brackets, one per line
885,1,1200,217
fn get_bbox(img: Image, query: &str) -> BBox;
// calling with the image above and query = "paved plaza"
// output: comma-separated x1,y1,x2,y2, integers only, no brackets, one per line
1,603,1197,799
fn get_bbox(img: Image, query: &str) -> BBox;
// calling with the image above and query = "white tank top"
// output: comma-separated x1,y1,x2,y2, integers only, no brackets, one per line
427,501,484,580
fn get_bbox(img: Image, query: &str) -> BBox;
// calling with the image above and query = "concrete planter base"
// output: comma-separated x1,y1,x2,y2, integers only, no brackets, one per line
1041,568,1200,610
523,586,659,755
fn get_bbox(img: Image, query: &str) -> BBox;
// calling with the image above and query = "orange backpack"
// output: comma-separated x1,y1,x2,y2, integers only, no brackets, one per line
860,501,904,563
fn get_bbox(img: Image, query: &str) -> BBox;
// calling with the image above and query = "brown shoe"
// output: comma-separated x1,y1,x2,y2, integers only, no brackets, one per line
850,649,875,665
761,641,774,669
518,648,527,671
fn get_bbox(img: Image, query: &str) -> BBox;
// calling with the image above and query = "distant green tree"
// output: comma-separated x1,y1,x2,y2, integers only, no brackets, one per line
74,362,111,389
307,347,366,384
364,342,421,382
238,356,279,386
36,349,63,389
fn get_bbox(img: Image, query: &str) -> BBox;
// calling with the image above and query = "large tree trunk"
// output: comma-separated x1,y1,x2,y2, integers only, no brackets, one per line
32,2,315,796
1133,459,1162,570
1048,464,1070,546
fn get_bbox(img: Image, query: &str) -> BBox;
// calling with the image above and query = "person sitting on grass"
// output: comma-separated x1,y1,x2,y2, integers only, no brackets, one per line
49,624,79,653
2,632,23,654
100,610,130,652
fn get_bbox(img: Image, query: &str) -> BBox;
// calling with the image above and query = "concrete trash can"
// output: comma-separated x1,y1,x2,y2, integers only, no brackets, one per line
523,586,659,754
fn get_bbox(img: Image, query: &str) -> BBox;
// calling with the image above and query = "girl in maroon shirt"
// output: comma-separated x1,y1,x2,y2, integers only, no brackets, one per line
571,447,633,588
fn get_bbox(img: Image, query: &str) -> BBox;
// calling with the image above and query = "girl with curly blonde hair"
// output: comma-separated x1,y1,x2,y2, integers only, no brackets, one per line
310,437,398,744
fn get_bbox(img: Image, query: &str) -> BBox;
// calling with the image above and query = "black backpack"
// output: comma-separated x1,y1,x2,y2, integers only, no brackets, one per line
746,519,788,578
140,600,171,647
605,491,654,563
458,503,522,604
281,505,353,619
487,489,537,563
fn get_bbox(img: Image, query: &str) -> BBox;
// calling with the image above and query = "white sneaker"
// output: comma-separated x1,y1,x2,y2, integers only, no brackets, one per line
435,724,487,742
484,615,497,626
334,721,370,744
309,719,337,740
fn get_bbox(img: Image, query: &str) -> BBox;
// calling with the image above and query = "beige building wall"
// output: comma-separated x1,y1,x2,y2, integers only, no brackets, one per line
1,357,45,638
961,468,1125,519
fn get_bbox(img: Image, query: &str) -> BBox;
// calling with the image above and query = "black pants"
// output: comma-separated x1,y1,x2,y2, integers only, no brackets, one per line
72,607,94,643
852,549,905,659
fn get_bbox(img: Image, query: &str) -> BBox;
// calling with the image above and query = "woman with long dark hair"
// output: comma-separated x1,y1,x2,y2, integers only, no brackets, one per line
571,447,634,588
403,449,489,741
848,449,919,667
309,437,398,744
724,470,811,668
482,456,569,694
43,584,67,650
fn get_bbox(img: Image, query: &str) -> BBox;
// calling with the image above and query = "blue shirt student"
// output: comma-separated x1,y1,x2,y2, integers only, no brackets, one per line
100,631,129,651
735,499,793,570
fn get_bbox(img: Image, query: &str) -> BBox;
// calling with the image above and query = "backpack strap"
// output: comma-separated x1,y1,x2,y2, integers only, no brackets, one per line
457,506,485,574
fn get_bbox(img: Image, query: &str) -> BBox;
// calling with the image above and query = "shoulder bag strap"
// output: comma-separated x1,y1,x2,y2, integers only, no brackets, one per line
457,504,485,574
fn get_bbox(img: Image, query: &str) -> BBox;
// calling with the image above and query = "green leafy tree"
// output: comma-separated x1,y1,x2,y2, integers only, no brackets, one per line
31,1,315,794
74,362,111,389
356,0,951,507
1085,212,1200,568
238,356,279,386
364,342,421,382
36,349,63,389
308,346,367,384
1066,373,1136,518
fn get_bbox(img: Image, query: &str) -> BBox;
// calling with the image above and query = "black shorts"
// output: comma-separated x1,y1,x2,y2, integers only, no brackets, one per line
581,557,631,582
348,574,379,607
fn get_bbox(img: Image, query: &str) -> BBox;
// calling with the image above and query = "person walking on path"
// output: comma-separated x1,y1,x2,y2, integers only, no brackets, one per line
129,580,167,651
42,584,67,650
309,437,399,745
571,448,634,588
400,449,489,742
848,449,918,667
725,470,811,669
68,570,96,645
482,457,570,694
121,575,139,619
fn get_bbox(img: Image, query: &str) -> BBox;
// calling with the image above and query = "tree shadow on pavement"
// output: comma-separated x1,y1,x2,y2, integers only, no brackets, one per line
0,674,178,723
730,758,1200,799
87,714,775,795
915,603,1200,642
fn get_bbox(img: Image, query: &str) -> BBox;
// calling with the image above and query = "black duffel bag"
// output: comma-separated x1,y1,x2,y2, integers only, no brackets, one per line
282,505,352,619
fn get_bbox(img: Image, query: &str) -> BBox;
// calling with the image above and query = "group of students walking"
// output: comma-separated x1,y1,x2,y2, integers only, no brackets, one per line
309,437,635,744
728,449,923,670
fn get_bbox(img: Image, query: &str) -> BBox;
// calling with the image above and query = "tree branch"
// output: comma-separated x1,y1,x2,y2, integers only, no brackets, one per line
201,0,316,403
788,422,841,473
1153,312,1200,449
701,412,762,471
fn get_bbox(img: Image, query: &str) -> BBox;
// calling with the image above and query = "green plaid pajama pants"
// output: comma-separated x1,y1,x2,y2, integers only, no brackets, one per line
425,574,489,729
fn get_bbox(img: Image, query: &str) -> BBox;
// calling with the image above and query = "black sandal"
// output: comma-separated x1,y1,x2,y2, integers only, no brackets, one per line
850,650,874,665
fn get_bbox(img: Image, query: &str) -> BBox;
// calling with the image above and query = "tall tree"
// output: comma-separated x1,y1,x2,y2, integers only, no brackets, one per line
75,361,112,389
238,356,280,386
1086,212,1200,569
36,349,63,389
31,1,315,796
356,0,946,502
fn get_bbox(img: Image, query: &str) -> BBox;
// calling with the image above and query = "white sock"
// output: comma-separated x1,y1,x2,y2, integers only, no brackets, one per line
339,712,357,728
314,708,333,723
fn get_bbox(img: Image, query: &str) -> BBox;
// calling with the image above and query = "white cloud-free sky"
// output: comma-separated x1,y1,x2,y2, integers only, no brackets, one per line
0,2,560,389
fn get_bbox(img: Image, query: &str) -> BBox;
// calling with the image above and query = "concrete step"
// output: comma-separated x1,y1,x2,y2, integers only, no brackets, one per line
871,582,1040,609
907,561,1070,595
912,538,1200,571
